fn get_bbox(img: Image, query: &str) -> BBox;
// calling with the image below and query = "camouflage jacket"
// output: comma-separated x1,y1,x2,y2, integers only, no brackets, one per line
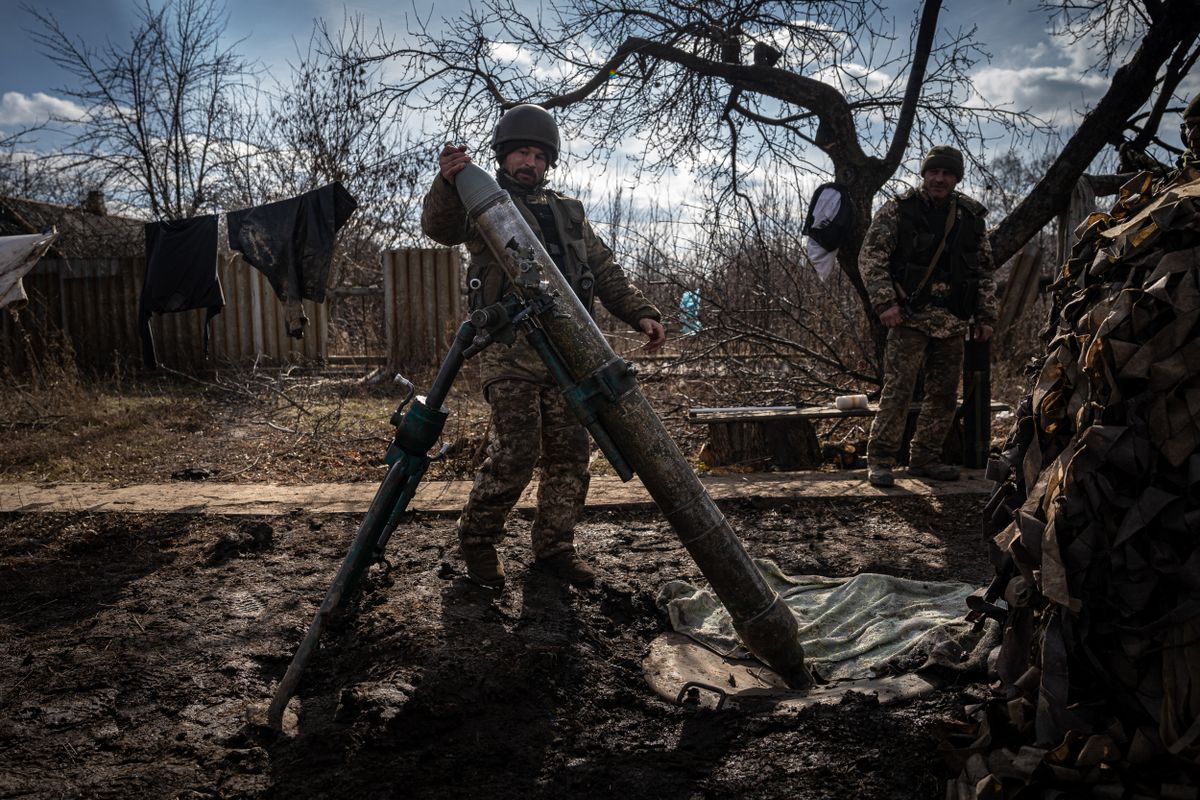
1159,149,1200,191
421,169,661,389
860,187,998,339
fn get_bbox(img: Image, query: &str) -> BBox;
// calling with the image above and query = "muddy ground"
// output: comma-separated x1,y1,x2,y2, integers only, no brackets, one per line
1,363,1004,798
0,493,994,800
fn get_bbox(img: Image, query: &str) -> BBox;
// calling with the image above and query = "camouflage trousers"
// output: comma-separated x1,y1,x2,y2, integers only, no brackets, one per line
458,379,590,558
867,326,963,468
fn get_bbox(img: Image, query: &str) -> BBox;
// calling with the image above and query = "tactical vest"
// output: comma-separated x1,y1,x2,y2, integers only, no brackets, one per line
465,179,596,315
889,192,986,319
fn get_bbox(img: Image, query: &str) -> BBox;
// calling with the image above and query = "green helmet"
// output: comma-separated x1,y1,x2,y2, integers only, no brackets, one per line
491,104,560,167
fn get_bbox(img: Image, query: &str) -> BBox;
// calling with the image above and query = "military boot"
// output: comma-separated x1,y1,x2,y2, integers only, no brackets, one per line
534,550,596,587
867,463,895,488
460,542,505,589
908,461,960,481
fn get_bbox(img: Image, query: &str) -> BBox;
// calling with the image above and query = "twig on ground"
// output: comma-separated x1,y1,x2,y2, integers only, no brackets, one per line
223,453,265,479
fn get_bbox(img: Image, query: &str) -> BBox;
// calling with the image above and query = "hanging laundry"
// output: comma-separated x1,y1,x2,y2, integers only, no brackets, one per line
140,214,222,369
226,182,357,338
0,231,57,310
802,182,855,282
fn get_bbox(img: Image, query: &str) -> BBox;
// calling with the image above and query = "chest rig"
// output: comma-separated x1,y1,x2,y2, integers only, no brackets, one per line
889,192,985,319
468,186,595,314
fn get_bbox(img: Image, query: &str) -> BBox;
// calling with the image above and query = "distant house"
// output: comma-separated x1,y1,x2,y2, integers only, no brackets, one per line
0,191,143,259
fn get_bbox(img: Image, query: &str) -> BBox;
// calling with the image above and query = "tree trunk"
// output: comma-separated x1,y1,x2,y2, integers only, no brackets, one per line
702,420,822,471
988,2,1200,266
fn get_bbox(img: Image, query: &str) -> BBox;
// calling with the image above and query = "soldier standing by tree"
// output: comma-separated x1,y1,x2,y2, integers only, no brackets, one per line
421,104,666,589
861,145,999,488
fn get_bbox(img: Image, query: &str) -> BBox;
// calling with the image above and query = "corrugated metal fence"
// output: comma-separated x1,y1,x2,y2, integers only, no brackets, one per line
383,248,464,367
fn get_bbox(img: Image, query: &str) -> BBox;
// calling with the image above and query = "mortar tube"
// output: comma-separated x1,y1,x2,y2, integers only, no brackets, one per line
454,164,812,688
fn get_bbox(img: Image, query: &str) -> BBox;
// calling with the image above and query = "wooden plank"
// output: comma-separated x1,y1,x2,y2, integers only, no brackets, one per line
437,247,462,354
313,296,327,360
703,418,822,470
688,402,1010,424
247,266,263,359
382,250,398,365
435,249,452,355
211,255,230,359
996,241,1041,338
120,257,140,365
403,250,418,364
420,248,436,364
234,258,254,359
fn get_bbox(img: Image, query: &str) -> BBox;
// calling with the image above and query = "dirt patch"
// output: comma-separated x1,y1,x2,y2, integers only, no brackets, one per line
0,364,725,486
0,495,992,799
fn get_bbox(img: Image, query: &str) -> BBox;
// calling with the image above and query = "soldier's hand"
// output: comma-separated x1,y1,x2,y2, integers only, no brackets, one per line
439,143,471,185
879,304,903,328
973,323,994,341
638,318,667,352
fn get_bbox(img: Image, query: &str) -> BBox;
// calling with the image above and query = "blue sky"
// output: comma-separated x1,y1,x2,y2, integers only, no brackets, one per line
0,0,1126,128
0,0,473,99
0,0,1193,207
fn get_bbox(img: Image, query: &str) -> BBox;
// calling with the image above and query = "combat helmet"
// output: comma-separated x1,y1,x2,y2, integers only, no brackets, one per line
491,104,560,167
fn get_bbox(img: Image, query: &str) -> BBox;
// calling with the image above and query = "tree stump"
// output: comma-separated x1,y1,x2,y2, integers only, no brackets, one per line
703,419,822,470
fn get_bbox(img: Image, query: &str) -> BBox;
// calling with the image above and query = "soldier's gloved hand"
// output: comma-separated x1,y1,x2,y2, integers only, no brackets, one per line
638,318,667,352
973,323,994,341
439,143,471,185
878,304,903,328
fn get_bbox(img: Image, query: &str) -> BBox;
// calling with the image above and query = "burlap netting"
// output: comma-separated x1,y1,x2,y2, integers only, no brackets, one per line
948,170,1200,798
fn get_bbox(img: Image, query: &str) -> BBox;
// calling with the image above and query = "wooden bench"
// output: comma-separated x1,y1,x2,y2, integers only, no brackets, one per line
688,402,1010,470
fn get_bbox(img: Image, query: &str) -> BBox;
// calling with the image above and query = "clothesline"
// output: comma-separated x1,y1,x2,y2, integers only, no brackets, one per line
139,181,357,369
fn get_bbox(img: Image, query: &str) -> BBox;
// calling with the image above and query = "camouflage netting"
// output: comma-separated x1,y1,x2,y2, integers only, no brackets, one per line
946,169,1200,799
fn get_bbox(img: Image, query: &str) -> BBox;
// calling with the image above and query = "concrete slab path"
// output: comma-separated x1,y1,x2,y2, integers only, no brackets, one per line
0,469,992,515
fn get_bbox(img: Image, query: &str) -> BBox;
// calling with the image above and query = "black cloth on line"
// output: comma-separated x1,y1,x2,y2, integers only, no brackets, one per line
226,182,357,306
139,215,223,370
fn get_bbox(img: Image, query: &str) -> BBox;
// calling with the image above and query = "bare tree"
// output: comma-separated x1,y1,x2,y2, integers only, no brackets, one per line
216,16,426,277
367,0,1198,323
989,0,1200,262
371,0,1041,309
25,0,253,220
593,178,877,404
210,15,430,355
0,126,85,205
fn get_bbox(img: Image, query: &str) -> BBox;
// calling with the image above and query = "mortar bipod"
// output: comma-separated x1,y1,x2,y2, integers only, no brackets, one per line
472,292,635,481
267,317,479,731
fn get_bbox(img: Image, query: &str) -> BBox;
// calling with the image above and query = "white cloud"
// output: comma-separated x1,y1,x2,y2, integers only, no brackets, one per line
487,41,533,68
1014,41,1050,65
0,92,90,126
971,65,1109,125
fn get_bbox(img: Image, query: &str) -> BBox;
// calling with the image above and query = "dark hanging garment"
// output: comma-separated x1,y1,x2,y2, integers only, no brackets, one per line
802,182,856,252
227,182,357,336
139,215,223,370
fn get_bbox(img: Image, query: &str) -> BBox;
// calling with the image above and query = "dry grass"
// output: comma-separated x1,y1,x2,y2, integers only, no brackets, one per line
0,354,497,485
1,306,1051,486
0,350,732,486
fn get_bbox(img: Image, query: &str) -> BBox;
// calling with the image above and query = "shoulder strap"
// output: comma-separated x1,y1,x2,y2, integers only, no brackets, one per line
893,196,957,303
